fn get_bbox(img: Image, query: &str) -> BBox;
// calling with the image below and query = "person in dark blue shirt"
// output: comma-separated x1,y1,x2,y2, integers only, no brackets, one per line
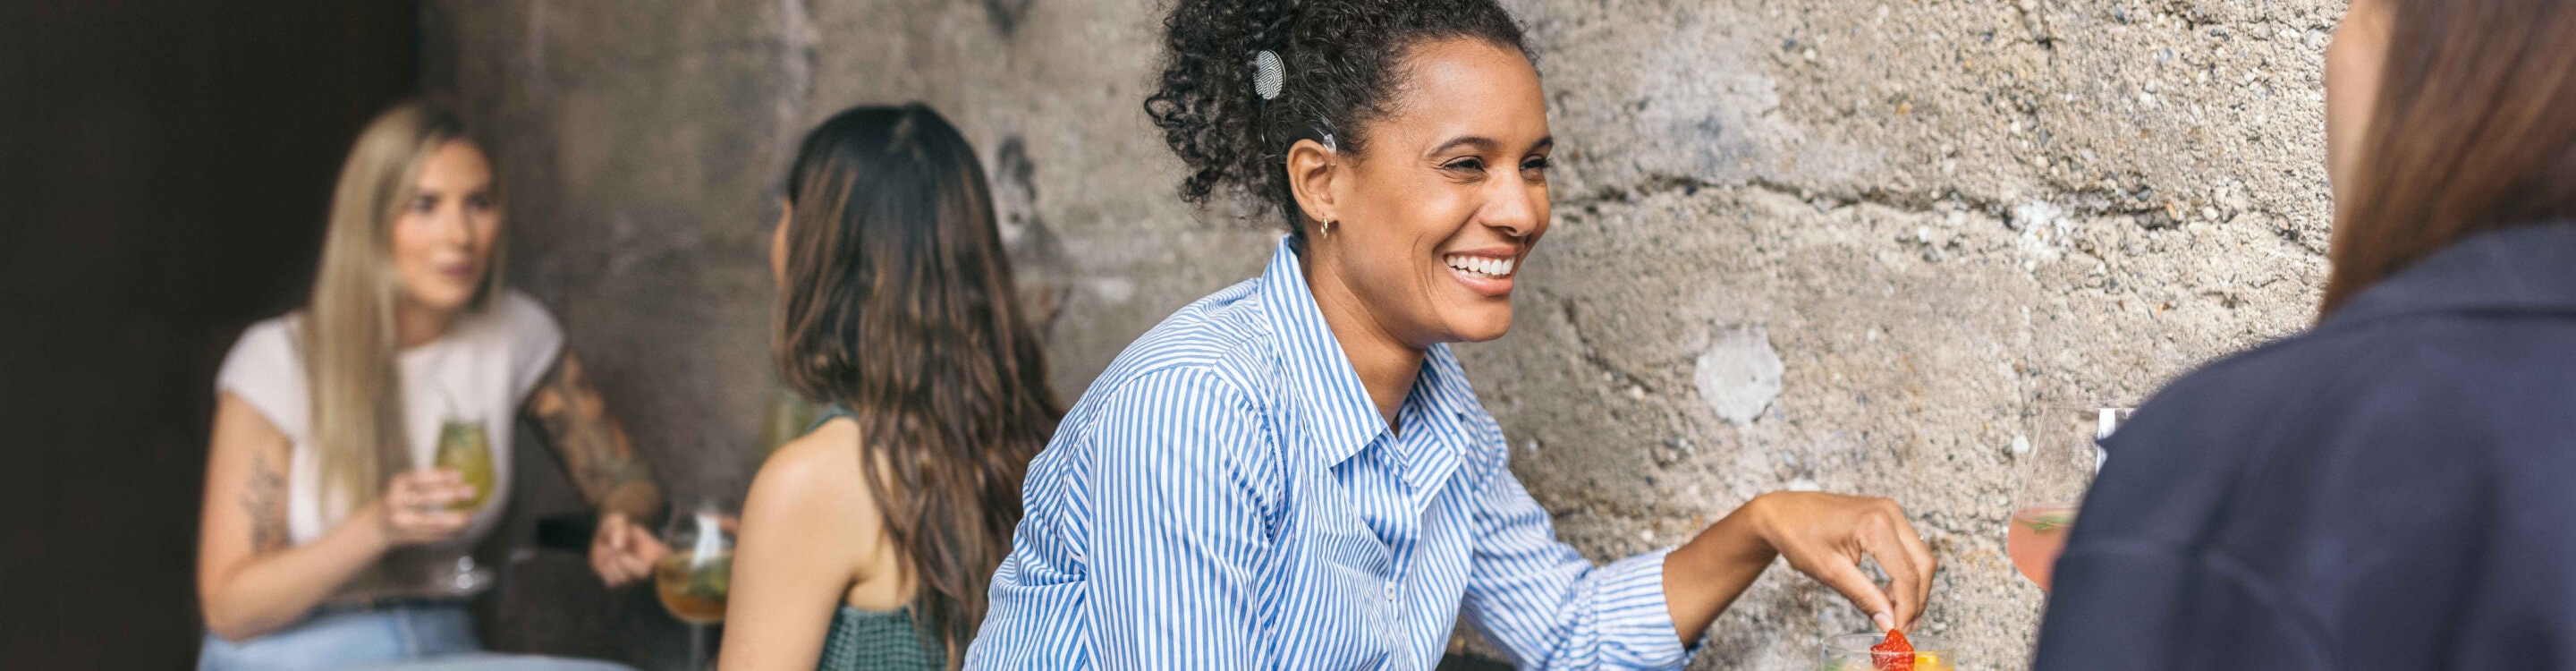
2032,0,2576,668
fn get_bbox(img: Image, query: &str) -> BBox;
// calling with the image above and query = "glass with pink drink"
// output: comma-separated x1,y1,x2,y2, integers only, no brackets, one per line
2007,407,2128,590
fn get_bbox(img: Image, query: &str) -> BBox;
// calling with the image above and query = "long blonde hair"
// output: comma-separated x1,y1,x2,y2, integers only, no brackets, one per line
301,99,499,519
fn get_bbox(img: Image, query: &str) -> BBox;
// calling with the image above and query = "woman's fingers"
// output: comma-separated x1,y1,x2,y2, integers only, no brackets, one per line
390,469,472,507
611,521,659,576
1759,492,1939,632
1889,512,1937,627
1860,523,1923,628
589,517,662,586
593,551,630,584
1796,546,1900,631
629,528,672,565
1848,499,1930,628
375,471,475,546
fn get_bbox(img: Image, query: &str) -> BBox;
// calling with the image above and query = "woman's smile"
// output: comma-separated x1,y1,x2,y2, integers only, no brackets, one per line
1439,247,1521,298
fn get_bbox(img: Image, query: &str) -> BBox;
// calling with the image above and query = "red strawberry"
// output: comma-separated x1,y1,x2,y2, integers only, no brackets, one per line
1870,629,1914,671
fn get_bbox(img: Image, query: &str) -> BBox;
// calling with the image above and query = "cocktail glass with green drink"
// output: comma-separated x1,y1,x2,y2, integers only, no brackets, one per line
428,415,496,595
434,418,495,512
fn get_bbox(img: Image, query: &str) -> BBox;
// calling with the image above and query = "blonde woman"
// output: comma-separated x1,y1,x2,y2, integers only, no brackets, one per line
195,99,665,670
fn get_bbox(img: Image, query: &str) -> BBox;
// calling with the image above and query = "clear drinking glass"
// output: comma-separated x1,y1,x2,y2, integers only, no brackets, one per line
434,418,496,512
428,417,496,595
2007,407,2130,590
657,500,734,668
1821,633,1955,671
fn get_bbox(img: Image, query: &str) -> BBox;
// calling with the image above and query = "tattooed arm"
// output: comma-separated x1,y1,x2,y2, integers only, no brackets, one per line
521,350,668,585
196,392,471,641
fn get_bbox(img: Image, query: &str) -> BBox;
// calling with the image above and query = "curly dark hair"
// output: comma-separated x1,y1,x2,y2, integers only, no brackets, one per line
1144,0,1530,236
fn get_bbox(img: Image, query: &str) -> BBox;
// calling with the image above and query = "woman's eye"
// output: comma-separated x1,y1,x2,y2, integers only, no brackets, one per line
1522,157,1552,173
411,196,439,214
1442,157,1486,173
465,194,494,211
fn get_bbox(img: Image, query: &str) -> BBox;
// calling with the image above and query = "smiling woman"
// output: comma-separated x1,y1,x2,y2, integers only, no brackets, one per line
964,1,1940,668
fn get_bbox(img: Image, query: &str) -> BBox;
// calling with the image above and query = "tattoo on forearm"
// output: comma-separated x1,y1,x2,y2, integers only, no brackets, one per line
526,352,658,514
243,450,288,552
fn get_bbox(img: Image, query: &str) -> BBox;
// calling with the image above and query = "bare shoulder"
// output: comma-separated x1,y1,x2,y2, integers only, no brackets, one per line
744,418,882,539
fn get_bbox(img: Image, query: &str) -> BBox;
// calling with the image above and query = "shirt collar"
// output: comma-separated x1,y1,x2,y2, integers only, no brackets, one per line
1258,237,1392,465
1256,237,1485,471
1402,346,1479,497
2322,221,2576,330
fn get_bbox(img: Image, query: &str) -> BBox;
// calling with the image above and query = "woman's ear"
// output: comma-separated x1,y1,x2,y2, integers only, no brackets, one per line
1284,138,1338,229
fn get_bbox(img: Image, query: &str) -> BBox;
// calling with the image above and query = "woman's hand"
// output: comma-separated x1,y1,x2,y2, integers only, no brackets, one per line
590,511,669,587
364,468,476,548
1746,491,1936,631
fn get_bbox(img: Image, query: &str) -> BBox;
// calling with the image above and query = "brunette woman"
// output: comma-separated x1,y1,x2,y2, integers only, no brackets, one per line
721,105,1061,670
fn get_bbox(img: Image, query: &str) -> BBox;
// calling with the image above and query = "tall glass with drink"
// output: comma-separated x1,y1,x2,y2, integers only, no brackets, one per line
2006,407,2129,590
658,500,734,668
428,416,496,594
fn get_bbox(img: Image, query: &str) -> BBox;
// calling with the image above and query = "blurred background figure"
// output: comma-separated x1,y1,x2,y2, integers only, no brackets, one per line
720,104,1063,671
2035,0,2576,667
192,99,669,670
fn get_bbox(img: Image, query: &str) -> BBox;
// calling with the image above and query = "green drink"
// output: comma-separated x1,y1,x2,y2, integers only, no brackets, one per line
435,420,494,512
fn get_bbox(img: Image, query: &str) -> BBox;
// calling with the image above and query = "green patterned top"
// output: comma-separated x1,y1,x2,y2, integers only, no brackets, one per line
804,404,943,670
818,605,942,671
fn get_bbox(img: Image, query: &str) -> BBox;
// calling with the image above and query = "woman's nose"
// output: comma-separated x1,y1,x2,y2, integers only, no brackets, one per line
1480,180,1543,237
436,203,477,245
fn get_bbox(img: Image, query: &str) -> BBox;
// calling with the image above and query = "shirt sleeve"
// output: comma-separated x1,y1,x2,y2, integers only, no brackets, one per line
1458,463,1694,670
1084,368,1278,671
494,290,565,402
215,319,309,440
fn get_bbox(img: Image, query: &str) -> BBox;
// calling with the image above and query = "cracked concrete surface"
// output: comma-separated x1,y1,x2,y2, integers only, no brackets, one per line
427,0,2343,667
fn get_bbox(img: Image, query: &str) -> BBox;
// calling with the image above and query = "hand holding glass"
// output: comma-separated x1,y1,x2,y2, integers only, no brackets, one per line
428,417,496,594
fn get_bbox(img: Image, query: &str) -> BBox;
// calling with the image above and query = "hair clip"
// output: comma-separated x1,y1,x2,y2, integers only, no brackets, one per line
1254,50,1285,100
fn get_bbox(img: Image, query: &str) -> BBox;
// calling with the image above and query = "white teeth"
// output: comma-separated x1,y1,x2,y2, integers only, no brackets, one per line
1445,254,1516,278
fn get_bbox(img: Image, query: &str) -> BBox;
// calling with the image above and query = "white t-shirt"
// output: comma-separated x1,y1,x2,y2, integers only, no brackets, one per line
215,290,564,551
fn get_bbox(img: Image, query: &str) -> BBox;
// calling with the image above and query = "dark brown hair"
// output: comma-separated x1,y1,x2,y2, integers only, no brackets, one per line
2321,0,2576,315
773,104,1060,664
1145,0,1529,236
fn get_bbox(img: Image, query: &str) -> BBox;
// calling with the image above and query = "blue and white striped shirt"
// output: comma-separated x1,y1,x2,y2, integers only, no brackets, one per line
967,239,1694,670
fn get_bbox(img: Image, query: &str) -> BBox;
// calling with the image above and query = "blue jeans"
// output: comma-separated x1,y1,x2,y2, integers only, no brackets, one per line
197,604,634,671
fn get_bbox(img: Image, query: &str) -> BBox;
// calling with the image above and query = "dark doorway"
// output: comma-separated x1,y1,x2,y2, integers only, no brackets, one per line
0,1,419,667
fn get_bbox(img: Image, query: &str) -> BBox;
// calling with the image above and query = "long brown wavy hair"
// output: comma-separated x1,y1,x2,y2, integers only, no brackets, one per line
2320,0,2576,315
772,104,1060,664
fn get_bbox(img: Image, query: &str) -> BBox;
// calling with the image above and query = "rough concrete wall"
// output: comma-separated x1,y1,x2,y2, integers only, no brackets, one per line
425,0,2343,667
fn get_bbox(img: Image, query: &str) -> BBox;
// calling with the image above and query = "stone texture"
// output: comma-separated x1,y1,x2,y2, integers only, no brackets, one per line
425,0,2343,667
1695,325,1786,426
